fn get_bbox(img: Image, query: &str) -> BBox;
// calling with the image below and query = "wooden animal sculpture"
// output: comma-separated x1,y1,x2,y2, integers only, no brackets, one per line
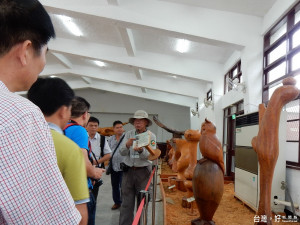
153,115,185,138
97,122,128,136
183,129,201,198
166,140,174,167
192,119,224,225
173,138,188,177
251,77,299,225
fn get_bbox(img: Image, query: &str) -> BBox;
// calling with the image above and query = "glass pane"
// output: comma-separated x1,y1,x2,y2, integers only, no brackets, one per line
287,121,299,141
231,105,237,114
292,29,300,48
232,68,238,76
237,102,244,112
295,10,300,25
292,52,300,71
286,142,299,162
267,41,287,65
270,23,287,45
286,100,300,120
225,75,228,93
267,62,286,83
295,73,300,89
269,83,283,100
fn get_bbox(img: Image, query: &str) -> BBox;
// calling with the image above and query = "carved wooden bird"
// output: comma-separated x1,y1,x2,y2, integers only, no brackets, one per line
192,119,224,225
199,119,224,173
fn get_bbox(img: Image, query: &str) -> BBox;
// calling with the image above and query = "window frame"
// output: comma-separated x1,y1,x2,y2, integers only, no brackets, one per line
207,89,212,101
263,1,300,169
224,60,242,94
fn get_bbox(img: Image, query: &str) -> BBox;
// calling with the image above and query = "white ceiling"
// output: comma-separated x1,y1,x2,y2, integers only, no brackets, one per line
39,0,277,108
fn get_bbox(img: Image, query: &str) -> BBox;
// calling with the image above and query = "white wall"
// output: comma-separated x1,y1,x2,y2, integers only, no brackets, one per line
74,88,191,142
286,169,300,216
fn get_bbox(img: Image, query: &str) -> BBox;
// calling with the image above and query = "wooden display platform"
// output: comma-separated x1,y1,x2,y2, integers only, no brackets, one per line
160,161,298,225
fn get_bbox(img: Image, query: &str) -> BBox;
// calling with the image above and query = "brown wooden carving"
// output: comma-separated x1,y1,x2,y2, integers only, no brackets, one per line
175,138,189,180
183,129,201,198
251,77,300,225
97,122,128,136
153,115,185,138
166,140,174,167
170,138,184,173
199,119,224,173
192,119,224,225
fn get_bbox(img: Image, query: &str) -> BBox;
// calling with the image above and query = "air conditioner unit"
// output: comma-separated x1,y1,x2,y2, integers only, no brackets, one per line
234,111,286,213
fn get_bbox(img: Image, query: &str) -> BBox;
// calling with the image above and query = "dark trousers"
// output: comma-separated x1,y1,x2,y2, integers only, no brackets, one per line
87,191,96,225
92,184,100,202
110,170,123,205
119,166,152,225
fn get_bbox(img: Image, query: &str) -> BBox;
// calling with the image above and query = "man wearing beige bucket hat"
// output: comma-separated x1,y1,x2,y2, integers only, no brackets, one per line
119,110,156,225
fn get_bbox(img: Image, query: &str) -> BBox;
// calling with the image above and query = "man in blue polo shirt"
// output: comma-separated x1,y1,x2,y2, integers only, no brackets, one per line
64,96,105,225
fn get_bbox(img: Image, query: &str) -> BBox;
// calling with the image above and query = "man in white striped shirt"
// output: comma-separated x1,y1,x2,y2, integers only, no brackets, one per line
0,0,80,224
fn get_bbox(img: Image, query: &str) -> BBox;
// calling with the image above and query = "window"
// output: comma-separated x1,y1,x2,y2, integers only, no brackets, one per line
224,60,242,94
207,89,212,101
263,1,300,169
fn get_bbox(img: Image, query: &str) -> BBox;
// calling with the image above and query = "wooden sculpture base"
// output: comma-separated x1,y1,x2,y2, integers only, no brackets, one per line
191,218,215,225
168,176,177,186
181,196,191,208
176,179,187,192
193,159,224,222
187,201,198,216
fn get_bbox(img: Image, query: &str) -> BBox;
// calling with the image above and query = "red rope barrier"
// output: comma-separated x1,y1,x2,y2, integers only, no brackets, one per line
132,198,145,225
132,167,156,225
145,166,156,191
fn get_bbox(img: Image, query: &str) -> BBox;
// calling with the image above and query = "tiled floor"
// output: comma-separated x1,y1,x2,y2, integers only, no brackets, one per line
95,172,163,225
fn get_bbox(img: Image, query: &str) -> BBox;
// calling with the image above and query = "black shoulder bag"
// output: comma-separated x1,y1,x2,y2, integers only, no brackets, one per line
106,135,125,175
99,135,106,168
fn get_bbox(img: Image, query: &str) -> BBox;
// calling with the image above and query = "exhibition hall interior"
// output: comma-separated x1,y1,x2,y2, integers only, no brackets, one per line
18,0,300,224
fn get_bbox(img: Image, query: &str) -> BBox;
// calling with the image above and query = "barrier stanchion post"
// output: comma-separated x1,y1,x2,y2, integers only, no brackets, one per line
152,159,158,225
139,190,150,225
132,168,156,225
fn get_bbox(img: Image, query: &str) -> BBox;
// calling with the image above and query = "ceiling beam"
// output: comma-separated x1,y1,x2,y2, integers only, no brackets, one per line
81,76,92,84
117,27,136,56
133,67,143,80
41,0,258,47
141,87,147,93
50,52,73,69
40,65,204,98
48,38,223,82
66,79,197,107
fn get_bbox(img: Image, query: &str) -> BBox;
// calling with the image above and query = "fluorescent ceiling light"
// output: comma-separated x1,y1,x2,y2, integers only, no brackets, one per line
94,60,105,67
57,15,83,37
172,75,177,78
50,75,57,78
176,39,190,53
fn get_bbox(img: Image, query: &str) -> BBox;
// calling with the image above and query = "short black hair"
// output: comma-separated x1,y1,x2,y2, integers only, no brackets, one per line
113,120,123,127
27,77,74,116
70,96,90,118
88,116,99,125
0,0,55,56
